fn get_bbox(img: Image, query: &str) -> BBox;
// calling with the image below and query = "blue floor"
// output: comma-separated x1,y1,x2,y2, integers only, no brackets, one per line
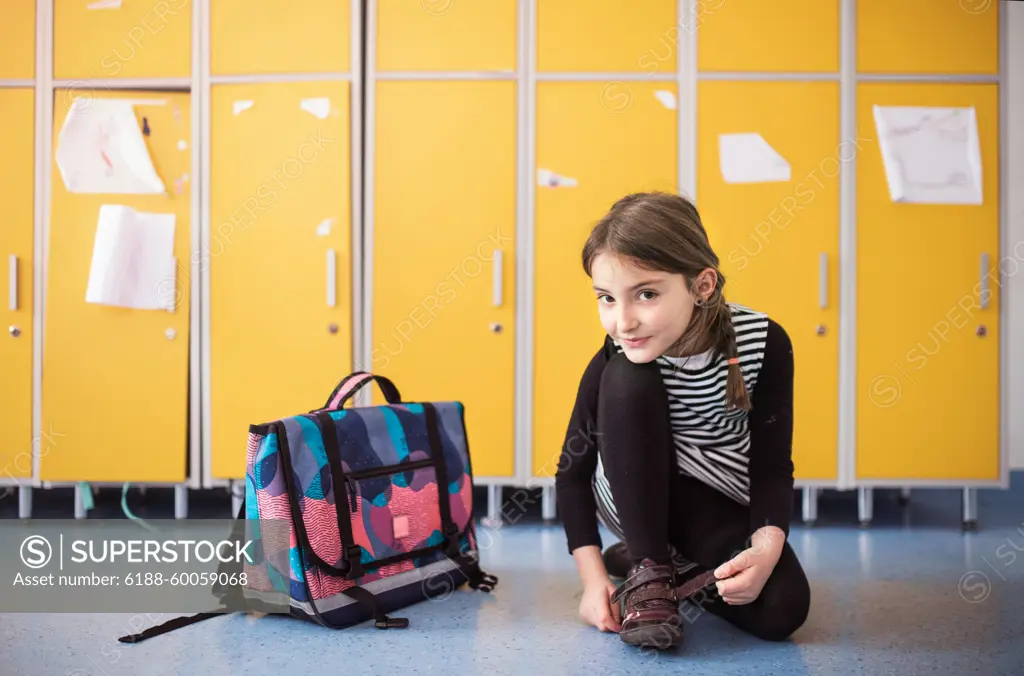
3,476,1023,676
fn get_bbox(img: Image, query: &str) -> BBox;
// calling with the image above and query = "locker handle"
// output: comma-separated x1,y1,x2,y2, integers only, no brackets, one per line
8,254,16,311
326,249,336,308
980,253,989,309
818,252,827,310
492,249,503,307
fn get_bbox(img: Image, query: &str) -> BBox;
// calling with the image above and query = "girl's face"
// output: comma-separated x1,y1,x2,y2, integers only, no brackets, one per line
590,252,715,364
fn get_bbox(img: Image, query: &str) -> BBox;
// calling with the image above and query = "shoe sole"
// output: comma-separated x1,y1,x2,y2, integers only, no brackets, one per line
619,623,683,650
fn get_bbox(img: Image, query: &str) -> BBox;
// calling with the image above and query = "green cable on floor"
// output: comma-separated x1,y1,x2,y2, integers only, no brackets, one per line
121,483,160,533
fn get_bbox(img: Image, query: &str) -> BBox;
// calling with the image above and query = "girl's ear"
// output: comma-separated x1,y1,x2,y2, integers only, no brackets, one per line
693,268,718,303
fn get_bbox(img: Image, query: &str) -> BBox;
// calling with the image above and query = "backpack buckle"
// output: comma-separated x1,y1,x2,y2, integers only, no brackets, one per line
345,545,365,579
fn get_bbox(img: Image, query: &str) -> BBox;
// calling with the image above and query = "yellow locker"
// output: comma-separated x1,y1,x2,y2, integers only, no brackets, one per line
538,0,677,73
533,81,677,478
211,0,350,75
209,81,352,481
43,91,192,482
697,0,838,73
54,0,191,80
857,82,1000,481
376,0,516,72
697,81,841,481
0,89,35,478
0,0,35,79
858,0,999,75
372,80,517,479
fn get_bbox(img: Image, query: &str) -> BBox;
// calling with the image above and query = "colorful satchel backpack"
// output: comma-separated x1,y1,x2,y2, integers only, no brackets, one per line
119,372,497,642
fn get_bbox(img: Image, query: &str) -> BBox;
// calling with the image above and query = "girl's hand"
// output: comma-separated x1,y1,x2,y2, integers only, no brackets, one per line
713,526,785,605
579,580,622,633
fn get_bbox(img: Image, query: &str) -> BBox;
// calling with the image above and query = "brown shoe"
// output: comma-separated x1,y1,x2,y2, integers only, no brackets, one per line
610,559,683,650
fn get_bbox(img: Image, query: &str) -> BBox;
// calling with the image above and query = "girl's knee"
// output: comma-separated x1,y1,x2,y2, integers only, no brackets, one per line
599,352,664,404
753,572,811,641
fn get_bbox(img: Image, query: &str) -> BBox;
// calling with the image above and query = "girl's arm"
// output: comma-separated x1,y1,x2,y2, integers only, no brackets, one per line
554,343,609,555
746,319,796,541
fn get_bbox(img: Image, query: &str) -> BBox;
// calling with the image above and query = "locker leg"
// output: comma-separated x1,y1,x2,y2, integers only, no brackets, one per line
962,488,978,531
542,486,557,522
174,485,188,520
898,487,911,506
74,484,88,520
481,485,503,529
231,480,244,517
801,487,818,527
858,487,873,528
19,487,32,519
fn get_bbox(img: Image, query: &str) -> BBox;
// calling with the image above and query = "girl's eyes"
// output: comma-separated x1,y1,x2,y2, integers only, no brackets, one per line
597,291,658,303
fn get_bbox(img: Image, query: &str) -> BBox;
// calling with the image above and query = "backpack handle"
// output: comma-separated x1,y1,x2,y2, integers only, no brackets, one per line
322,372,402,410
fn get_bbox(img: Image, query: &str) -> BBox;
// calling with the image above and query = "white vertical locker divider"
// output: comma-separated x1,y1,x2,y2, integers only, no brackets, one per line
997,0,1010,490
187,0,204,492
514,0,537,488
350,0,365,388
199,0,216,489
838,0,857,493
678,0,698,202
358,0,378,408
23,0,55,514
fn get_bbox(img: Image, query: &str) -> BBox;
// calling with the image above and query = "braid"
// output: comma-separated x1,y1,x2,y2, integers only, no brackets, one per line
713,296,751,411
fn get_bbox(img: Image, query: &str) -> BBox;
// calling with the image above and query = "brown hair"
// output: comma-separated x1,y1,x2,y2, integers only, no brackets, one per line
581,191,751,411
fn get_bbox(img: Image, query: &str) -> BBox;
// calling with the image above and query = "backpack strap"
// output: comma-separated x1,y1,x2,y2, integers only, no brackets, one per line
320,372,402,411
422,403,462,558
117,498,252,644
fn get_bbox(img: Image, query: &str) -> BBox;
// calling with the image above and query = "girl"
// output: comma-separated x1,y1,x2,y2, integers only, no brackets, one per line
554,191,810,650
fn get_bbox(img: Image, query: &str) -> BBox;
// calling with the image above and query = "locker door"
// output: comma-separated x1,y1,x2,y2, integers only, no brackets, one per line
533,81,677,478
858,0,999,75
209,81,352,481
42,91,192,482
538,0,677,73
372,81,517,479
54,0,191,80
0,0,35,79
0,89,35,478
211,0,350,75
697,0,838,73
697,81,841,482
376,0,516,72
856,82,1000,481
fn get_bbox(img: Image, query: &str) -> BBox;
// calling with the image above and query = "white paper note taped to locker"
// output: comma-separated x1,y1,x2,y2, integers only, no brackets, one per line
873,105,983,205
718,133,791,184
87,0,122,9
55,98,165,194
85,205,177,311
233,100,254,115
537,168,578,188
300,98,331,119
654,90,677,110
315,218,333,236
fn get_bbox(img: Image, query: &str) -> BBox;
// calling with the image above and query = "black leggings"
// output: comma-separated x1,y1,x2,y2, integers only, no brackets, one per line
597,352,811,642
